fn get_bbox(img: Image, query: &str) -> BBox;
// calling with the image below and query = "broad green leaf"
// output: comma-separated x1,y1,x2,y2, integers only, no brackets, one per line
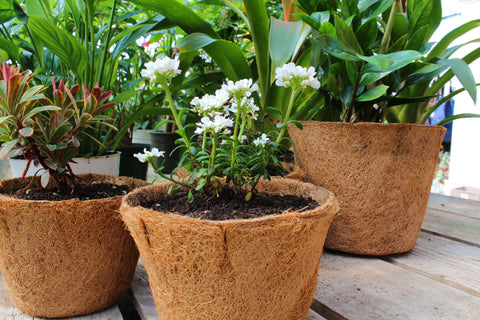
407,0,442,41
391,13,408,43
358,0,383,11
355,18,378,51
318,21,335,37
360,55,394,72
177,33,251,81
405,25,429,52
13,1,28,24
28,16,88,82
244,0,270,103
0,37,20,62
334,14,363,55
269,18,305,72
40,171,50,188
294,11,330,31
362,50,423,73
437,58,477,102
0,1,14,23
356,84,389,102
361,0,392,21
316,34,361,61
24,0,50,19
110,22,158,59
129,0,218,37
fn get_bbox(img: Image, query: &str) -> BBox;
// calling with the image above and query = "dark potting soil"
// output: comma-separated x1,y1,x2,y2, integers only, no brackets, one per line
137,187,318,221
10,182,130,201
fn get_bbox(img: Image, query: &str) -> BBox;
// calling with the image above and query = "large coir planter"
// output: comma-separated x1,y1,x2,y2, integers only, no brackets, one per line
0,174,147,318
120,177,339,320
289,122,446,255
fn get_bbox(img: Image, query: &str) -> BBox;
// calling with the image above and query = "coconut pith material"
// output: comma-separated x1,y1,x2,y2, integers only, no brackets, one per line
0,174,147,318
289,122,446,255
120,177,339,320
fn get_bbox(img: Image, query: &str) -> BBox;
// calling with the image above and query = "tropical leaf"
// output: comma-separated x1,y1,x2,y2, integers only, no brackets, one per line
28,16,88,83
356,84,389,102
269,18,306,73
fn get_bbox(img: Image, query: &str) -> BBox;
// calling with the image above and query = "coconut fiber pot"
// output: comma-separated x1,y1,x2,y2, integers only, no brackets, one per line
0,174,148,318
289,122,446,256
120,177,339,320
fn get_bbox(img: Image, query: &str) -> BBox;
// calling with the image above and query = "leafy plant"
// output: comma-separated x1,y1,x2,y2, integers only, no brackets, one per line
134,57,318,201
128,0,322,133
0,62,116,192
295,0,480,124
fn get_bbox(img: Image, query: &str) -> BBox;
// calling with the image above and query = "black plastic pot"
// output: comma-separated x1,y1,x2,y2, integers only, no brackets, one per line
149,131,180,174
117,143,151,180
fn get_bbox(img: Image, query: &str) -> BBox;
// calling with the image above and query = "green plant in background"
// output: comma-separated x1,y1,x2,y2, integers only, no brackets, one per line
128,0,323,134
0,62,116,191
295,0,480,124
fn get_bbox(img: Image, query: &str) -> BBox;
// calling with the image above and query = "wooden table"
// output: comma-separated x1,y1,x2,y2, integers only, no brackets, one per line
1,193,479,319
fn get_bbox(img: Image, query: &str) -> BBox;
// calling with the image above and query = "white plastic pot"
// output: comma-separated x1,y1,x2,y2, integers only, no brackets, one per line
9,153,121,178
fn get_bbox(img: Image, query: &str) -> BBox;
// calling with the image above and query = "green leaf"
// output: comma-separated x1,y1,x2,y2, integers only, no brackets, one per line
407,0,442,41
0,37,20,62
13,1,28,24
28,16,88,82
437,58,477,102
23,106,59,121
316,34,361,61
111,22,158,60
287,119,303,130
361,0,392,21
436,113,480,126
0,1,14,23
177,33,251,81
428,19,480,62
244,0,270,103
269,18,306,72
355,18,378,51
360,55,394,72
188,189,194,203
334,14,363,55
356,84,389,102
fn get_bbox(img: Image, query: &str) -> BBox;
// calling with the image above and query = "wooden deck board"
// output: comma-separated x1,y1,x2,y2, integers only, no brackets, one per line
385,232,480,298
422,207,480,247
314,251,480,320
428,193,480,219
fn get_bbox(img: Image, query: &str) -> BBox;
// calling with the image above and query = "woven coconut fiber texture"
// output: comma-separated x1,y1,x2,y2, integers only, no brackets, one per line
120,177,339,320
289,122,446,255
0,174,147,318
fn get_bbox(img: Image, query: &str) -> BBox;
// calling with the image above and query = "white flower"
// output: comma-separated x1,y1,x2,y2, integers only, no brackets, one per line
275,62,320,90
141,57,181,81
134,148,165,163
253,133,270,147
228,97,260,119
221,79,258,98
191,89,230,116
195,115,233,134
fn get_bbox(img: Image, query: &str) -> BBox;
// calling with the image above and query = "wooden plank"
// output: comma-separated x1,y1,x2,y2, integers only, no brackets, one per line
0,274,123,320
131,263,327,320
386,232,480,298
314,252,480,320
422,208,480,247
130,264,159,320
428,193,480,219
306,309,327,320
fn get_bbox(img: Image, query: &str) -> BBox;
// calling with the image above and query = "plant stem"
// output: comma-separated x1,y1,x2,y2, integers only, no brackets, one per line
160,78,191,150
380,0,400,54
98,0,118,87
275,87,298,144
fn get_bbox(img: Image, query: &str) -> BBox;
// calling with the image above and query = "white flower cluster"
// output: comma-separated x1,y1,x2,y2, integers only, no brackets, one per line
190,90,229,117
194,115,234,135
253,133,270,147
133,148,165,163
140,57,181,81
221,79,259,98
228,96,260,120
275,62,320,90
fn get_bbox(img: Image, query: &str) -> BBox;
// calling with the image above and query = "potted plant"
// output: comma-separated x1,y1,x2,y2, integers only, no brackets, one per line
0,63,147,317
119,57,338,319
287,0,480,255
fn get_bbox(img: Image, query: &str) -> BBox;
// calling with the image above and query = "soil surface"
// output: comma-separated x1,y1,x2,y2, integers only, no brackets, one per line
137,187,318,221
9,182,130,201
